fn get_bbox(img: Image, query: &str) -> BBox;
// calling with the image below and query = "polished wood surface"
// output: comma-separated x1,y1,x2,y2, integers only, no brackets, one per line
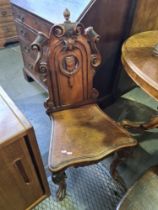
0,86,50,209
122,31,158,100
49,104,137,172
117,166,158,210
121,31,158,130
45,11,137,201
0,0,17,48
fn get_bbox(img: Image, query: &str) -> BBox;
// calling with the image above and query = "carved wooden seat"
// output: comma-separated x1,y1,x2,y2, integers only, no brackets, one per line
117,166,158,210
31,9,137,201
49,104,136,172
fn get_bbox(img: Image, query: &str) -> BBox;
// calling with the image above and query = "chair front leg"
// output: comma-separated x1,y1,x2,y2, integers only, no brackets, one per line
52,171,67,201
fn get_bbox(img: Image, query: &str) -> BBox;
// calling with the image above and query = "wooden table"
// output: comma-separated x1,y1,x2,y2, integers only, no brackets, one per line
121,31,158,129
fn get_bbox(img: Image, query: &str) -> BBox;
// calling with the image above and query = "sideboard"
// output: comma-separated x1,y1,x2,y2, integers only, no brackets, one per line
0,86,50,210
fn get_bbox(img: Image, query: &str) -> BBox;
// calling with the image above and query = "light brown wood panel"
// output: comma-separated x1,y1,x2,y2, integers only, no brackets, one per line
0,138,43,210
0,86,50,209
0,0,18,48
0,5,14,23
131,0,158,34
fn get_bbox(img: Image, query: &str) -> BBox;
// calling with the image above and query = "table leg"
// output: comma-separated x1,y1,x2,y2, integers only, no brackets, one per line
120,116,158,130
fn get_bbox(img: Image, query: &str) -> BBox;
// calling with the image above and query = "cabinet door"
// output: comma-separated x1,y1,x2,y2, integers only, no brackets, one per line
0,137,43,210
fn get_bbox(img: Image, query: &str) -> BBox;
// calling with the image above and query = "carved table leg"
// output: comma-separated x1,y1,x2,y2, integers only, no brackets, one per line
120,116,158,130
52,171,67,201
110,148,133,190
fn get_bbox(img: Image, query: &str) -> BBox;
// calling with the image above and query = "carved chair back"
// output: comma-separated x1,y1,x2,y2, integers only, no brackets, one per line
32,9,101,114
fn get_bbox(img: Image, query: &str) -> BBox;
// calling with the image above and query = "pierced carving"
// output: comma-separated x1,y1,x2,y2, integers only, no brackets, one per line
85,27,101,68
44,9,102,113
30,32,48,73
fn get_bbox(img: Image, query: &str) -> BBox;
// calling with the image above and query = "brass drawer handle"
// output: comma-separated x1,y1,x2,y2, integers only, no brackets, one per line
1,10,7,16
14,159,30,184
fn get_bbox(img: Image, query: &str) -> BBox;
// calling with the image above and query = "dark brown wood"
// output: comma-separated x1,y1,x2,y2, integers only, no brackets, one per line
52,171,67,201
11,0,135,101
0,86,50,209
121,31,158,130
0,0,18,48
42,11,137,200
117,165,158,210
121,116,158,130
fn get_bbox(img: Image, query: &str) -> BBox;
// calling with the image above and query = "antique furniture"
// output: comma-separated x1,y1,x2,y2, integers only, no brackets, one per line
30,9,137,201
11,0,141,102
0,0,17,48
117,165,158,210
0,86,50,210
121,31,158,130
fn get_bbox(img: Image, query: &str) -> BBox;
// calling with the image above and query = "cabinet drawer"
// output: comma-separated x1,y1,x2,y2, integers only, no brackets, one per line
0,22,17,38
0,0,10,5
0,5,14,23
12,5,52,35
0,137,43,210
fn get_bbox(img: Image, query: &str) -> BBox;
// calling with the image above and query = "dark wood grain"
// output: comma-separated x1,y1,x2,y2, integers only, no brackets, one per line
131,0,158,34
49,104,137,172
11,0,135,101
44,12,137,201
0,0,18,48
122,31,158,100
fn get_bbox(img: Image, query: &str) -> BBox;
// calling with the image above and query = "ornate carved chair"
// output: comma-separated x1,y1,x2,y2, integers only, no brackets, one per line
31,9,137,201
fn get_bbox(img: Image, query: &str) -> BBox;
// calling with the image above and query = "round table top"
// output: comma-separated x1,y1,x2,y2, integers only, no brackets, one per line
122,31,158,100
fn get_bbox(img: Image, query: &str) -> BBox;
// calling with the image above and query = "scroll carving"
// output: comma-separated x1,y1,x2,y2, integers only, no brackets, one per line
35,9,102,114
30,32,48,73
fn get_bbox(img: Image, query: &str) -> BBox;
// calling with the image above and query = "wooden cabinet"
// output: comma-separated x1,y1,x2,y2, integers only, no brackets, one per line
0,87,50,210
0,0,18,48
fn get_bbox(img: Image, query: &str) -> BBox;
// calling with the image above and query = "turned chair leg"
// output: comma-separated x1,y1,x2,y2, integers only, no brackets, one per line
52,171,67,201
110,148,133,190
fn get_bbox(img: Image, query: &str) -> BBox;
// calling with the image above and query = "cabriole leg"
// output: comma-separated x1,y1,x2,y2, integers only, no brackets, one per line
52,171,67,201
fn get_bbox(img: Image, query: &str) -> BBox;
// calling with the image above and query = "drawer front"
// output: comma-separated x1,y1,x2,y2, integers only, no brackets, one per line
0,5,14,23
0,138,43,210
0,22,17,38
0,0,10,5
12,5,52,35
